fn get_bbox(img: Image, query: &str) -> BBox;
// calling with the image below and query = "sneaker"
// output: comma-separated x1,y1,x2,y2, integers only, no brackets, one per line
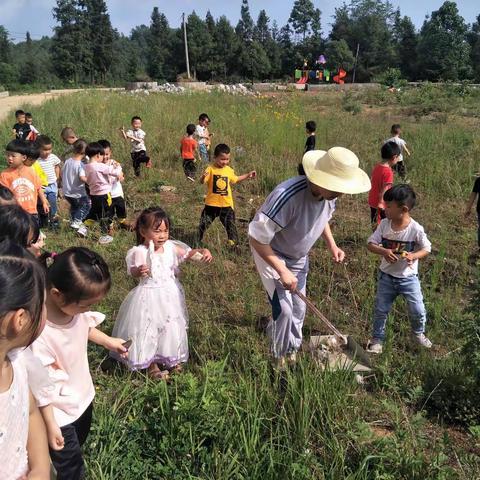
77,225,88,237
70,220,81,230
187,176,195,182
412,333,432,349
366,340,383,354
98,235,113,245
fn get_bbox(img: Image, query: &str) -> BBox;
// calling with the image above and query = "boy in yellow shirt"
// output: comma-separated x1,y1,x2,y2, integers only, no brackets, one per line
198,143,256,246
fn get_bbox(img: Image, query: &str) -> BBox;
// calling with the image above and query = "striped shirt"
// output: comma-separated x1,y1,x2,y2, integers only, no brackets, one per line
249,176,336,260
37,154,61,185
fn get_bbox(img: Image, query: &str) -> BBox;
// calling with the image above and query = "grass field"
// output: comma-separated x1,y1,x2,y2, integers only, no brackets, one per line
1,87,480,479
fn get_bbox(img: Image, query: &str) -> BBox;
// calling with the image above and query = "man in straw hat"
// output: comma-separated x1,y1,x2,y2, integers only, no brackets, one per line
249,147,371,368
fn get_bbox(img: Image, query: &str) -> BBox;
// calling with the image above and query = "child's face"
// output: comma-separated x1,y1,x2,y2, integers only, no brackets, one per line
91,153,104,163
200,118,209,128
385,201,408,220
39,144,53,159
6,151,26,168
132,119,142,130
103,147,111,163
64,135,77,145
26,117,33,125
51,289,107,316
214,152,230,168
16,114,26,124
23,157,35,167
142,220,169,248
388,155,399,166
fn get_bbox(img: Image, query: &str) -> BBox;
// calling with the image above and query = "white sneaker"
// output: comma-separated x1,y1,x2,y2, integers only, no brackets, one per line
77,225,88,237
366,340,383,354
98,235,113,245
412,333,432,349
70,220,81,230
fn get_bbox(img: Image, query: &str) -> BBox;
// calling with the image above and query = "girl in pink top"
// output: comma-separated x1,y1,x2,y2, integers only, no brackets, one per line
0,242,50,480
30,247,128,480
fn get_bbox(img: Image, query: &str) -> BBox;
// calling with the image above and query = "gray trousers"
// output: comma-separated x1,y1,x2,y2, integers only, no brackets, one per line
252,250,309,358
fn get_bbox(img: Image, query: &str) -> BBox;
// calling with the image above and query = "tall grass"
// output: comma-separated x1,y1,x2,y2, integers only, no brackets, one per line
1,90,479,478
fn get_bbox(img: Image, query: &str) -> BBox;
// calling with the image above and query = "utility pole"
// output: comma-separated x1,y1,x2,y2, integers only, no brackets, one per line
182,13,191,79
352,43,360,84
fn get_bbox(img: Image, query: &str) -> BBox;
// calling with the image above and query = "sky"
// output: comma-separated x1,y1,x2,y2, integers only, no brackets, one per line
1,0,478,42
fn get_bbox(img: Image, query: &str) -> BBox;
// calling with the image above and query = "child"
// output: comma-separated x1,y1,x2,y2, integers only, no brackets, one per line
385,124,410,179
368,141,400,226
63,139,90,235
0,203,39,248
465,174,480,253
25,112,40,141
180,123,199,181
98,139,129,229
304,120,316,153
12,109,32,141
83,142,121,244
120,116,151,177
60,127,79,161
366,184,432,354
195,113,212,163
30,247,128,480
111,207,212,379
198,143,256,246
0,139,50,223
0,242,51,480
35,135,62,229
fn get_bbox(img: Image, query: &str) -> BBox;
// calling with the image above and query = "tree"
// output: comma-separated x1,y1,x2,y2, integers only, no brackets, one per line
20,31,40,84
417,1,471,81
325,39,355,71
254,10,271,43
393,12,418,80
467,15,480,82
236,0,254,42
213,16,240,78
0,26,12,63
147,7,170,80
288,0,318,40
185,12,213,80
239,41,271,81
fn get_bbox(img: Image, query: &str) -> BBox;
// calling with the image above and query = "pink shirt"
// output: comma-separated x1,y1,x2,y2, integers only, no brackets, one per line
85,162,120,196
30,312,104,427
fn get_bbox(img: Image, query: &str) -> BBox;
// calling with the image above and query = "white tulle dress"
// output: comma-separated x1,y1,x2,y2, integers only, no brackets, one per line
111,240,190,370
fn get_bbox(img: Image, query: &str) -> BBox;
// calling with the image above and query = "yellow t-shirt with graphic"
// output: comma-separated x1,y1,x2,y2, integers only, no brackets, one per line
204,165,238,208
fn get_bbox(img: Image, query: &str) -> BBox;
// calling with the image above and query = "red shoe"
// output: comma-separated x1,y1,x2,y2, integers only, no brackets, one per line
146,160,152,168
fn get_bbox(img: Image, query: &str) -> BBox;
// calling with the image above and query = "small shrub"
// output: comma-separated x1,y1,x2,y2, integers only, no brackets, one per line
342,92,362,115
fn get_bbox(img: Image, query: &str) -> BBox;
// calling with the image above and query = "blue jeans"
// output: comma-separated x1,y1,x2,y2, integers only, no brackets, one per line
44,183,58,220
199,144,209,163
372,271,427,342
65,196,90,223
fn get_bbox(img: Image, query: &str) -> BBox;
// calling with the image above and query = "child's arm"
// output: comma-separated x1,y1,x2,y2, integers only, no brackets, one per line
465,192,477,216
403,249,429,267
54,164,61,181
88,327,128,357
37,188,50,214
186,248,213,263
26,391,51,480
39,404,64,451
378,182,392,208
199,168,210,184
367,242,398,263
119,127,127,140
236,171,257,183
403,144,411,156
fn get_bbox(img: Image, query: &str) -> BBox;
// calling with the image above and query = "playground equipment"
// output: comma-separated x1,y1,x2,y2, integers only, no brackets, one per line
295,54,349,86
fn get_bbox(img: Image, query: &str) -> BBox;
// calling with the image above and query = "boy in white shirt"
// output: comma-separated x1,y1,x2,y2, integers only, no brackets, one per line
367,184,432,354
195,113,212,163
120,116,151,177
384,124,410,179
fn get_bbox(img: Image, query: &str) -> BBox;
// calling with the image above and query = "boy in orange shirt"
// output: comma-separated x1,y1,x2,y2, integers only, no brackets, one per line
180,124,199,182
0,139,49,224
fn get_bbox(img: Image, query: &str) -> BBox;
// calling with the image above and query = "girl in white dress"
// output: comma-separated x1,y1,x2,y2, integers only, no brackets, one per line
111,207,212,379
0,242,50,480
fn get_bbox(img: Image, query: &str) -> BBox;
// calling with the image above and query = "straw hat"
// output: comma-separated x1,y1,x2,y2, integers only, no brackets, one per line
302,147,371,194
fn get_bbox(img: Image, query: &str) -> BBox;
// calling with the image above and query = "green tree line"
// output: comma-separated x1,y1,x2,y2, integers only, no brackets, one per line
0,0,479,88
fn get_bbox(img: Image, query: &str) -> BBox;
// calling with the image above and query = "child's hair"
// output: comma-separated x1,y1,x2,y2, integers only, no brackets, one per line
391,124,401,135
0,205,39,247
0,186,16,206
186,124,196,135
306,120,316,133
6,139,30,156
25,112,33,119
85,142,105,158
131,116,142,123
135,207,170,245
27,141,40,160
97,139,111,150
383,184,416,210
47,247,111,304
381,141,401,160
0,239,46,346
60,127,77,141
72,139,88,155
199,113,210,122
15,110,25,117
214,144,230,157
35,135,53,148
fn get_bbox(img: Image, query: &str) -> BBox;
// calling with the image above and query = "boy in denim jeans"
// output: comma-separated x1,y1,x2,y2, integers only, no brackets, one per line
366,184,432,354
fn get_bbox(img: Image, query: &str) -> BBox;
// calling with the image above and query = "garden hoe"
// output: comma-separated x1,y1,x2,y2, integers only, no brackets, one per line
293,289,372,368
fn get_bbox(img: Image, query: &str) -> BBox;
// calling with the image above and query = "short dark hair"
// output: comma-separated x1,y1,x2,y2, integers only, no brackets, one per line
0,204,38,248
214,144,230,157
6,139,31,156
186,124,196,135
381,141,401,160
97,139,111,150
0,186,15,205
25,112,33,119
35,135,53,148
27,142,40,160
85,142,105,158
391,124,401,135
72,139,88,155
199,113,210,122
135,207,170,246
131,116,142,123
383,184,416,210
306,120,316,133
15,110,25,117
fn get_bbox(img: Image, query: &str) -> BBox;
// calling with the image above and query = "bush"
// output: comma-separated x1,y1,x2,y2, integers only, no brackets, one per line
342,91,362,115
375,67,407,88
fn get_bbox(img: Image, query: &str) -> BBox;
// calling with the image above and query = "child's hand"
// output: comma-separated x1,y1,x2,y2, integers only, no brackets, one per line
46,421,65,451
382,249,398,264
133,264,150,277
42,202,50,214
199,249,213,263
402,252,415,266
105,337,129,358
279,269,298,291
